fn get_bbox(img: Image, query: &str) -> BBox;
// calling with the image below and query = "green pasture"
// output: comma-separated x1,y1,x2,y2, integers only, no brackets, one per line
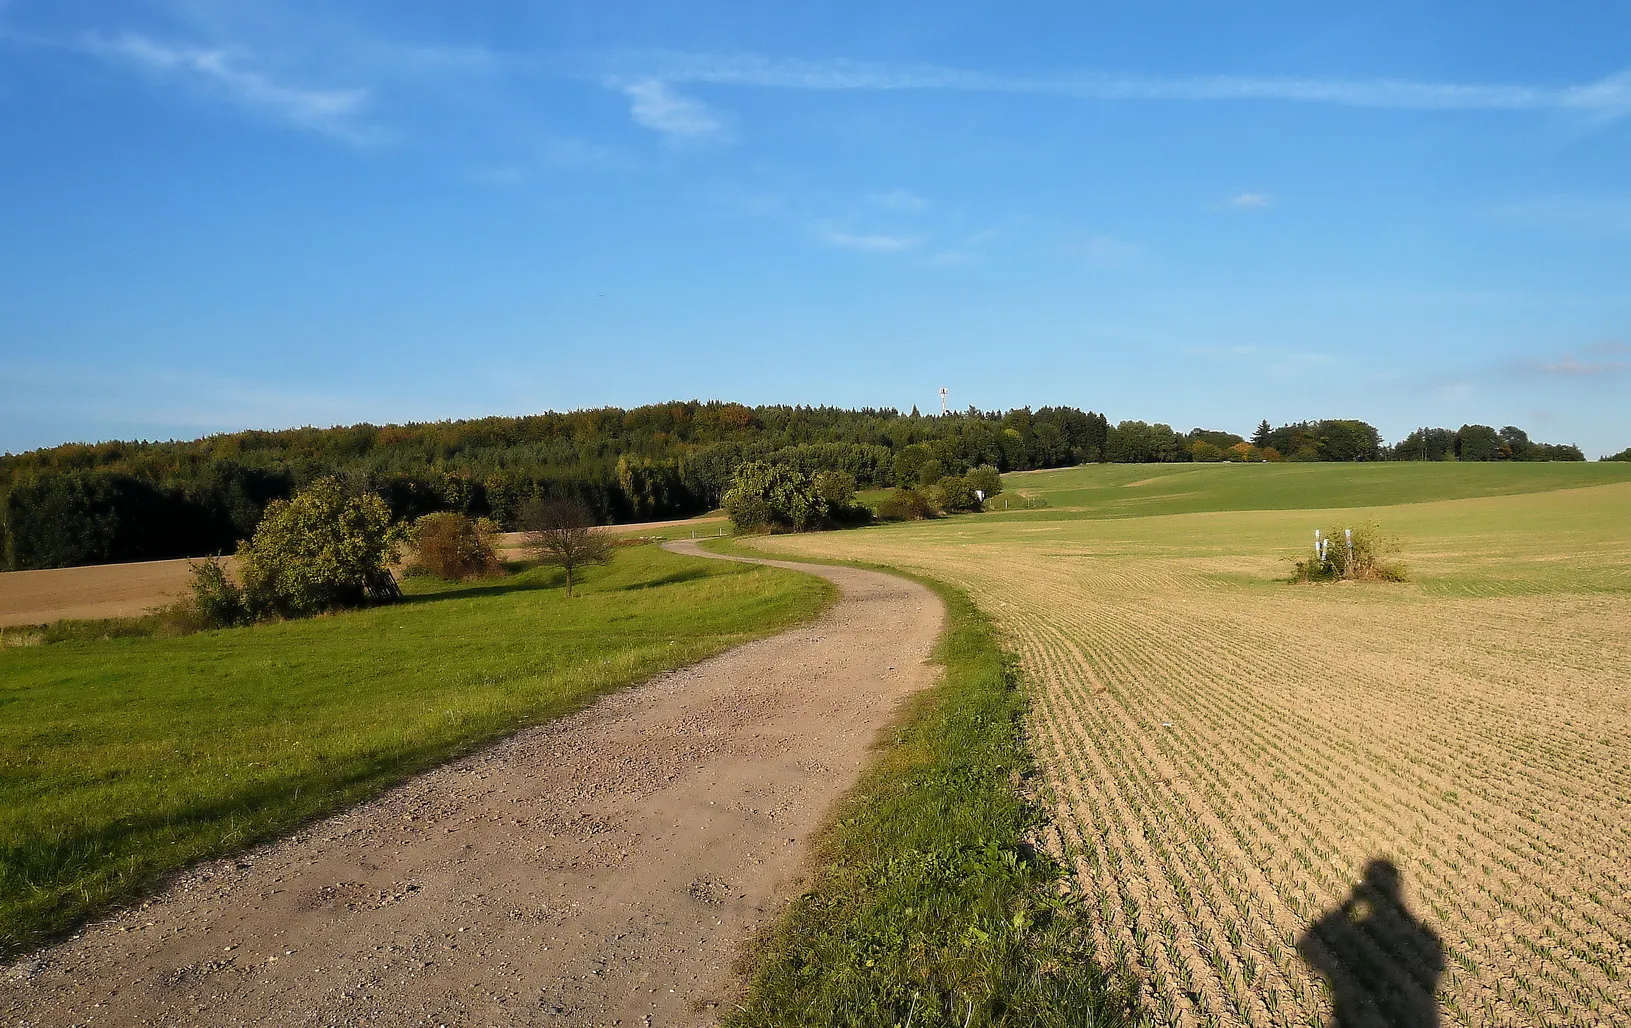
0,544,832,954
996,460,1631,521
863,478,1631,600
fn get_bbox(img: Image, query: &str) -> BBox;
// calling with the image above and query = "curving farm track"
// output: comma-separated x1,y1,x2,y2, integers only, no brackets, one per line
1,543,943,1027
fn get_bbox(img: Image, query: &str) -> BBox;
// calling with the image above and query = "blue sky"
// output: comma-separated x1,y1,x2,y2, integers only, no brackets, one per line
2,1,1629,456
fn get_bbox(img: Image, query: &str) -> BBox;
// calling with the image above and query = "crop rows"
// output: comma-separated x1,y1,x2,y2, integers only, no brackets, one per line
776,528,1631,1027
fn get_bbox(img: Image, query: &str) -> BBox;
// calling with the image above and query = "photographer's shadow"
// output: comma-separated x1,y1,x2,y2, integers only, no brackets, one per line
1297,859,1444,1028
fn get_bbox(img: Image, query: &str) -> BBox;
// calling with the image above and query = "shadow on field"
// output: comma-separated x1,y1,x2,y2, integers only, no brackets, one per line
395,575,561,605
1298,859,1443,1027
615,568,711,591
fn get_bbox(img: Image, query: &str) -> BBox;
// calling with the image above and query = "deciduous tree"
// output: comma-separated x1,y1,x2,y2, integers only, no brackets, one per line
520,497,613,598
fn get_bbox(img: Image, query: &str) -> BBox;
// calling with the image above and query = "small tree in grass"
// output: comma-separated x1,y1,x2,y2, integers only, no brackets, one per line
520,497,612,597
238,478,401,618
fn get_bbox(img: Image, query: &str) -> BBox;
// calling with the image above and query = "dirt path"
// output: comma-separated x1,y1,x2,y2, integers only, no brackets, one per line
1,542,943,1027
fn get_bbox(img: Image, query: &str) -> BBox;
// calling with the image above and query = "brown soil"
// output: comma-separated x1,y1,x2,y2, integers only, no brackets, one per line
752,498,1631,1028
0,542,943,1027
0,557,213,628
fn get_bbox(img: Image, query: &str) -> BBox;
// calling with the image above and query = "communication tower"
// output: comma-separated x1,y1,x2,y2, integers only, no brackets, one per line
939,386,949,414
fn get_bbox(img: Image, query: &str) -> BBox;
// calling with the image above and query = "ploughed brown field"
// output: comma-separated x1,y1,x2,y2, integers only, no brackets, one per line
755,467,1631,1028
0,558,206,628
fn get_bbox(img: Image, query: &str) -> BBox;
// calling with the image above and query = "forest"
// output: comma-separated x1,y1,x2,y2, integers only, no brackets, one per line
0,402,1587,570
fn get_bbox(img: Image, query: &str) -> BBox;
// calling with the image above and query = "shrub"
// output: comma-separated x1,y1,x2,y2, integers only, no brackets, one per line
812,469,857,509
723,462,829,532
876,488,936,522
237,478,402,619
966,464,1002,498
928,475,981,514
813,470,872,526
409,511,503,581
187,556,250,628
1291,521,1407,583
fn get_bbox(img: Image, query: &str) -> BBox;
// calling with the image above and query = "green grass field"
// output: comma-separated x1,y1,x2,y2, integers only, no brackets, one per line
0,544,832,955
995,460,1631,520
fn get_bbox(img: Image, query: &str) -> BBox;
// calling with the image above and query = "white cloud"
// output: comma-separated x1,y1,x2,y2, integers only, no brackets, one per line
619,78,728,142
821,229,920,252
82,32,373,141
602,51,1631,119
868,189,928,213
1229,192,1272,208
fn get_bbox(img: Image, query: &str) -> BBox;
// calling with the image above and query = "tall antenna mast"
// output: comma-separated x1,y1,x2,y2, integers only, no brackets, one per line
939,386,949,415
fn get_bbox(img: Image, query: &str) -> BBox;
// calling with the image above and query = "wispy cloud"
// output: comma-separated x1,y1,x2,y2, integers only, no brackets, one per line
929,228,999,266
820,229,919,252
1070,233,1143,269
618,77,729,142
82,32,374,141
1534,357,1625,376
868,189,929,213
600,52,1631,118
1229,192,1272,209
1526,341,1630,376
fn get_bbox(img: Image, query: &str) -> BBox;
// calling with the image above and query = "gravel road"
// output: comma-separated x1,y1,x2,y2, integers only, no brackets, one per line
1,541,943,1027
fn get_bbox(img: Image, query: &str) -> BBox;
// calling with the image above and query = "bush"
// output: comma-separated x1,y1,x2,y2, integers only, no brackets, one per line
409,512,502,581
813,470,872,526
966,464,1002,498
1190,440,1225,462
723,462,829,532
187,556,250,628
238,478,402,619
1291,522,1407,583
876,488,936,522
928,475,982,514
812,469,857,509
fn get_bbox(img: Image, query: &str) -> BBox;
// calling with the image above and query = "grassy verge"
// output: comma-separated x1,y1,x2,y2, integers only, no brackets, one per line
0,544,833,956
706,536,1134,1028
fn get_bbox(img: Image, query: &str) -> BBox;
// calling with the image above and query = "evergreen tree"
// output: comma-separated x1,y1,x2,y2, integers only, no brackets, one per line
1252,420,1272,448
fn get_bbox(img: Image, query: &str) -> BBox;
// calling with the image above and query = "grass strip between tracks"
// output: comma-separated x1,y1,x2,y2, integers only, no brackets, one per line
706,537,1135,1028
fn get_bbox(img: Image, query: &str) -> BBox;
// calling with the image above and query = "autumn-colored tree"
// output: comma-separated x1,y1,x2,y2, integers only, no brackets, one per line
409,512,502,581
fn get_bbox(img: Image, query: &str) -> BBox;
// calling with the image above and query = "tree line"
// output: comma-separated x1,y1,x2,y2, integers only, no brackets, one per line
0,401,1592,569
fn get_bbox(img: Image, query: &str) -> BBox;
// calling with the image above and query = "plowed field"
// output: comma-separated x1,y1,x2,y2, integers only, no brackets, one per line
754,470,1631,1027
